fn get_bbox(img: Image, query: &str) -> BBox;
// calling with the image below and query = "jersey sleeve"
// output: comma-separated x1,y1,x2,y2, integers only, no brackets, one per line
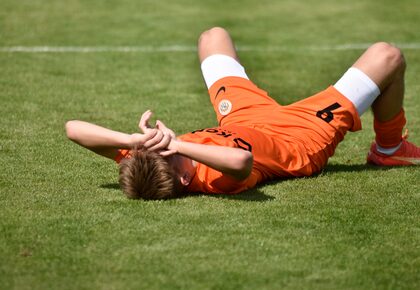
114,149,131,163
187,163,251,194
178,127,261,194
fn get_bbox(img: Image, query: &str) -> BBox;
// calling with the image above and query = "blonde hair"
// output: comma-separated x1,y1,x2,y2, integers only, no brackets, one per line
118,149,183,200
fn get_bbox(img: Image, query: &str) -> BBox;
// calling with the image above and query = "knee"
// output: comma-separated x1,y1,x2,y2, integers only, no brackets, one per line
370,42,406,72
198,27,230,47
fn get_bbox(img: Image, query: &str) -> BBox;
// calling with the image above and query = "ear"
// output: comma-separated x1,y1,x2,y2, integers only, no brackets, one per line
180,172,191,186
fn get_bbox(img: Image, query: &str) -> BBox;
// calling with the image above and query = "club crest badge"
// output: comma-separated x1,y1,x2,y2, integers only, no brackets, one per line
218,99,232,116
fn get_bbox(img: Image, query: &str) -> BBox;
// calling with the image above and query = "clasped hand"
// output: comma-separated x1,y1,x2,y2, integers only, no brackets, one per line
130,110,177,156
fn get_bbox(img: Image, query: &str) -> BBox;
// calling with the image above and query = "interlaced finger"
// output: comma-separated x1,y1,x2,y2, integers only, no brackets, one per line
143,129,164,149
148,132,171,152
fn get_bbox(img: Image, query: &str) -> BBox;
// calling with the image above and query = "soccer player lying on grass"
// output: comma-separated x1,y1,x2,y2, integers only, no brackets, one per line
66,27,420,200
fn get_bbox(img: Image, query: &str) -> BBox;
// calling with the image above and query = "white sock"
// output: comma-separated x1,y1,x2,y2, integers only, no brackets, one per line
334,67,381,116
201,54,249,88
376,142,402,155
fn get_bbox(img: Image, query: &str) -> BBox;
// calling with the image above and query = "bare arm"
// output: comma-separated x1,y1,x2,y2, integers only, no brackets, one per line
65,110,170,159
65,120,137,159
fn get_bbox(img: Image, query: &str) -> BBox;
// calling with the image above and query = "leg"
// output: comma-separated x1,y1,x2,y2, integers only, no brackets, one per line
197,27,249,89
197,27,282,128
198,27,240,63
351,43,407,151
355,43,420,165
352,42,406,122
334,42,419,165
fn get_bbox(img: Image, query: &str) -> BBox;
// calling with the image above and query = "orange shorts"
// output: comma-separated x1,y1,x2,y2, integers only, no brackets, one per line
208,76,362,172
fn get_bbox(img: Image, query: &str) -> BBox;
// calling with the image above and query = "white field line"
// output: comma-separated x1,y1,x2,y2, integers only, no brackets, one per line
1,43,420,53
0,45,196,53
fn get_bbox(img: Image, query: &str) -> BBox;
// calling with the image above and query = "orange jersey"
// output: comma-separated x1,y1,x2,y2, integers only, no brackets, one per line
116,76,361,194
178,125,312,194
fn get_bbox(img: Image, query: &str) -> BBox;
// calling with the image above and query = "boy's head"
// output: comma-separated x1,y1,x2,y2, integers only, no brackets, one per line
118,149,193,200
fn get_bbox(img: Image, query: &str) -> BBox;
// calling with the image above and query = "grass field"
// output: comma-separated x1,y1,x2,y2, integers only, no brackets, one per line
1,0,419,289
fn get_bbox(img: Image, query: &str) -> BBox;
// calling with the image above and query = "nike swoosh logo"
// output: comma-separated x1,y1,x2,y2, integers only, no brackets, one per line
390,156,420,165
215,86,226,100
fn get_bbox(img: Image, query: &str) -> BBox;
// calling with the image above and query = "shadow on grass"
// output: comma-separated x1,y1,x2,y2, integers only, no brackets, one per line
100,163,393,202
100,183,274,202
204,188,275,202
322,163,393,173
101,183,120,190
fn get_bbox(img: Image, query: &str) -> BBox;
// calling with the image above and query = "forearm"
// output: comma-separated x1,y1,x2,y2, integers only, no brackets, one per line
66,112,171,160
65,120,134,160
66,120,131,149
171,140,253,180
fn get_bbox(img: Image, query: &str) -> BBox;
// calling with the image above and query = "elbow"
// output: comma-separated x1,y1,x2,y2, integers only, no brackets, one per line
234,151,253,180
65,120,78,142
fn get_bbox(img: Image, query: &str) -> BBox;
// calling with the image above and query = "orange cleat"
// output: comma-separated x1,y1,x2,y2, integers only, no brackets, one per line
367,134,420,166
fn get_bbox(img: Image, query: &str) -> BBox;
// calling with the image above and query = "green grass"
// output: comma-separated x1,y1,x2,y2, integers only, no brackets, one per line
1,0,419,289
